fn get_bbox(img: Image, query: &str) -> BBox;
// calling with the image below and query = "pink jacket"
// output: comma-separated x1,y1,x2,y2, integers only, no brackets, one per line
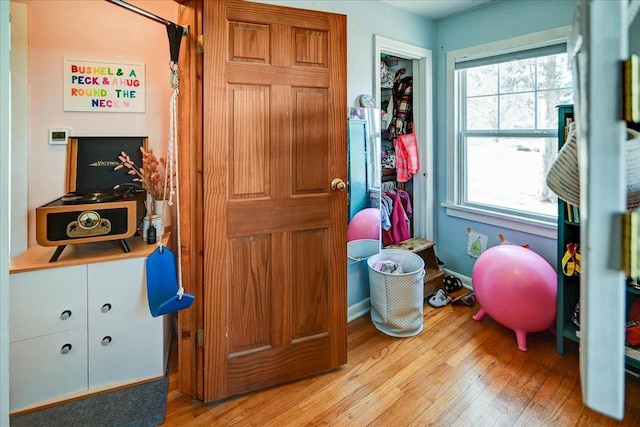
394,133,419,182
382,192,411,245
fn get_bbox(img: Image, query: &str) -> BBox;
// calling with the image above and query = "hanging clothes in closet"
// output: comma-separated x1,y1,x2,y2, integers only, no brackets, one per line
389,76,413,138
394,133,419,183
388,75,419,183
379,56,420,244
380,183,413,246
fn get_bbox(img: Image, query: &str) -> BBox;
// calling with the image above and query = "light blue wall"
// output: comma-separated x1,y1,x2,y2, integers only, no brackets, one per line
433,0,577,277
249,1,435,106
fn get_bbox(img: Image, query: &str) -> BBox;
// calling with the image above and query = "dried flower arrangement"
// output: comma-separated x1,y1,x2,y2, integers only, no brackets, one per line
114,147,172,202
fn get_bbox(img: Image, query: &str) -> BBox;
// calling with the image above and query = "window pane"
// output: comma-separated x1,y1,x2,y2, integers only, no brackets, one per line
466,65,498,96
499,58,535,93
537,89,574,129
454,42,573,223
499,93,535,129
467,96,498,130
466,136,558,216
537,53,572,90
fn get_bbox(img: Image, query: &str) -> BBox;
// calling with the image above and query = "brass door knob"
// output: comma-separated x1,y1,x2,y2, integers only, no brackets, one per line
331,178,346,191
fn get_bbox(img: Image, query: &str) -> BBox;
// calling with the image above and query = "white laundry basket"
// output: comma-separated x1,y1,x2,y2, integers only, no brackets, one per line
347,239,380,265
367,249,426,337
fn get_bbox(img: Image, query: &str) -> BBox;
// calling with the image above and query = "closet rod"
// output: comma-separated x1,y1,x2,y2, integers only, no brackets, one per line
106,0,189,35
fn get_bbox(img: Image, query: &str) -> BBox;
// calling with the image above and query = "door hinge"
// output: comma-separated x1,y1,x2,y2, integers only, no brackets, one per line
623,54,639,123
196,34,204,54
622,211,638,279
197,328,204,347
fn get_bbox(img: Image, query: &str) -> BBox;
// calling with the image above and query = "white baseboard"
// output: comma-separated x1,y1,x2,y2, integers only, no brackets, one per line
347,298,370,322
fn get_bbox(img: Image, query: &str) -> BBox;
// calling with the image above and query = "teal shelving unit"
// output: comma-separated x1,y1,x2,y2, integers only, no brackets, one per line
554,104,640,371
555,104,579,355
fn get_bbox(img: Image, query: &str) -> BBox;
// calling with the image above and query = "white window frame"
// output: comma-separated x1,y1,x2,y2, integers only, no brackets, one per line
443,26,571,239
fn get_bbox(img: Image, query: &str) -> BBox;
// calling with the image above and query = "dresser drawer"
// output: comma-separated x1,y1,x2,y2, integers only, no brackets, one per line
10,327,88,412
10,265,87,342
9,238,170,413
88,257,150,324
88,316,165,388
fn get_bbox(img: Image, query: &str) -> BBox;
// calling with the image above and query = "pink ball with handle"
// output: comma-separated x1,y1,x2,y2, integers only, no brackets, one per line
348,208,380,241
471,244,557,352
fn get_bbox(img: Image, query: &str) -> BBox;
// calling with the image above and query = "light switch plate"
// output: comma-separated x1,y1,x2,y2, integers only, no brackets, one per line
48,128,71,145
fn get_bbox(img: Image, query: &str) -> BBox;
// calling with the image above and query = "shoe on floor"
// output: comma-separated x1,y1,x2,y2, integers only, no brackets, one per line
428,288,452,308
452,291,475,307
461,292,476,306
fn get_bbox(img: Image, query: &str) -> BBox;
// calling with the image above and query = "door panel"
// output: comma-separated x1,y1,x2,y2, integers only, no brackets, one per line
229,84,270,198
228,235,271,355
228,22,270,64
293,88,329,193
203,0,347,402
291,228,330,339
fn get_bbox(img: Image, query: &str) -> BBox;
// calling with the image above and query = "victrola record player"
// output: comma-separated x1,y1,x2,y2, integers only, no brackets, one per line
36,136,148,262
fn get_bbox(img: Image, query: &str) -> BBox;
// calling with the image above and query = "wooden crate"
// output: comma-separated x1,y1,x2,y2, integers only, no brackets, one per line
386,237,445,298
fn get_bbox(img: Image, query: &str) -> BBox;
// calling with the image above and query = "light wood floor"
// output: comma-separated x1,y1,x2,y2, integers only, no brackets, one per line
162,300,640,426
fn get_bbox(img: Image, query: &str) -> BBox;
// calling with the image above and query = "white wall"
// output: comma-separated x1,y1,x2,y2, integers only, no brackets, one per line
11,2,27,257
12,0,178,249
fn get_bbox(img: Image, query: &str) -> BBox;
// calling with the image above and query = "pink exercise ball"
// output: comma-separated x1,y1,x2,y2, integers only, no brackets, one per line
471,245,557,352
348,208,380,242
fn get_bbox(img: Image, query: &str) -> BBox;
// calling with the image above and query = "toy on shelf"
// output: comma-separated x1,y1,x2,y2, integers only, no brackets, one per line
471,244,557,352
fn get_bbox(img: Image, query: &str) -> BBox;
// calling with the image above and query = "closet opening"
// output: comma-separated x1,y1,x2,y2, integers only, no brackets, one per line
374,36,434,243
380,53,415,241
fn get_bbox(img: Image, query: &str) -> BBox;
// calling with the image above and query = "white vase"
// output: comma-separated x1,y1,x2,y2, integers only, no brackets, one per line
154,199,171,229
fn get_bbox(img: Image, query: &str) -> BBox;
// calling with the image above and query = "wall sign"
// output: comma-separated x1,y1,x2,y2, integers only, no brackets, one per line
64,58,145,112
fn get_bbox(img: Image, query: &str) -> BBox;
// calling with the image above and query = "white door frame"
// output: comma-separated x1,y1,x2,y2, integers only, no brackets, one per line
1,0,11,424
10,2,28,256
374,36,434,240
573,0,629,420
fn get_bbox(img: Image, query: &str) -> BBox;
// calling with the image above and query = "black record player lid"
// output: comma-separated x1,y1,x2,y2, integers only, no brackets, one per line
68,136,147,192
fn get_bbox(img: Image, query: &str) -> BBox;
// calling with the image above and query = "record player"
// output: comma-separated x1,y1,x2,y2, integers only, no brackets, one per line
36,136,148,262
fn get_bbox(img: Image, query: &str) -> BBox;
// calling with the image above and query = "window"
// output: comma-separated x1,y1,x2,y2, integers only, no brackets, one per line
445,28,573,236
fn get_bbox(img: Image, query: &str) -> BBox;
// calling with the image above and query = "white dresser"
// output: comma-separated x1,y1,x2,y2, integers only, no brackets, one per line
9,236,171,413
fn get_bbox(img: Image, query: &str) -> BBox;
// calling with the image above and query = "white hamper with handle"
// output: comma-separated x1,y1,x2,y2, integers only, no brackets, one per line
367,249,426,337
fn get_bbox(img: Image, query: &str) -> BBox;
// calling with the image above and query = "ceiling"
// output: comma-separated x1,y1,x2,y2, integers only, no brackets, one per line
381,0,499,20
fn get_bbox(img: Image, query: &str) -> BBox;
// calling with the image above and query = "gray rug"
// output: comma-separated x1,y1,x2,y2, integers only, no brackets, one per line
10,349,170,427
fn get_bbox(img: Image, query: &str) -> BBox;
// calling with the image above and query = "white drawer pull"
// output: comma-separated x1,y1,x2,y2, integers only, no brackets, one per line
101,303,112,313
60,343,72,355
59,310,72,320
101,336,112,346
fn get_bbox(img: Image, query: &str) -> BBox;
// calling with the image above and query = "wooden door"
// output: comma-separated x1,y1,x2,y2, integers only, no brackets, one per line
202,0,347,402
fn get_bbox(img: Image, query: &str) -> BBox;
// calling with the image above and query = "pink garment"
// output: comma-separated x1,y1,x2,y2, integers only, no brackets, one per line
397,189,413,219
374,260,403,274
393,133,419,182
382,192,410,245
